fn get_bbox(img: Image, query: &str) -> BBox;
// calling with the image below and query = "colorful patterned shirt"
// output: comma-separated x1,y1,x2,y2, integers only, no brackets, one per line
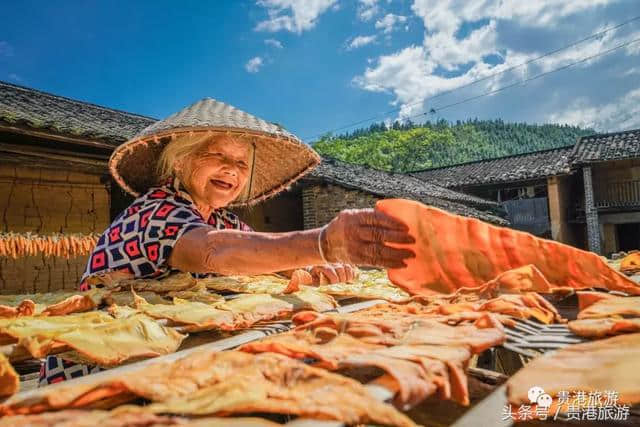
79,178,251,290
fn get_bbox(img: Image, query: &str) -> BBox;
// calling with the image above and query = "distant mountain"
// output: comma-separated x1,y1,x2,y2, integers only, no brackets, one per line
312,119,594,173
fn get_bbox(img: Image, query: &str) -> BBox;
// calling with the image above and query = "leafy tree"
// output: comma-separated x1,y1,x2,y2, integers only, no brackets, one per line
312,119,593,172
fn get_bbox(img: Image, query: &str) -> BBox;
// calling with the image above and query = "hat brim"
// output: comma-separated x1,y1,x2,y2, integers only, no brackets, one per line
109,126,321,207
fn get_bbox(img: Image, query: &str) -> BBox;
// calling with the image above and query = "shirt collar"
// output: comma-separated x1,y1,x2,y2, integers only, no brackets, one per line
163,176,222,220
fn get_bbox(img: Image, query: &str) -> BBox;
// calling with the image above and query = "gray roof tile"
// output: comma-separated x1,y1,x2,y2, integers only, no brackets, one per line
0,81,155,145
411,147,573,188
308,157,507,224
571,129,640,164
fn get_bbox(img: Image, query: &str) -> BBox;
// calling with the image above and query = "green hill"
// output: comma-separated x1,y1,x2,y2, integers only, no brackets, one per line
312,119,594,173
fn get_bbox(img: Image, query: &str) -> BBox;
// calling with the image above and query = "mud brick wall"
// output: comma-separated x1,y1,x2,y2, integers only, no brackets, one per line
0,164,110,293
302,183,379,229
0,255,89,294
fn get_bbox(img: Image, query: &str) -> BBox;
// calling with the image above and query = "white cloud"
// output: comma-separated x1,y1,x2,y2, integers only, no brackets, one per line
255,0,337,34
0,41,14,57
424,19,498,70
354,40,537,116
375,13,408,34
347,35,377,50
622,67,640,77
245,56,264,73
264,38,283,48
546,89,640,131
358,0,380,21
529,25,640,73
411,0,619,33
353,0,635,121
627,39,640,55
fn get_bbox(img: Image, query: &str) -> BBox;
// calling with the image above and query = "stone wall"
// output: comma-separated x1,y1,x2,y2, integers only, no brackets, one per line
0,164,110,293
583,166,602,254
302,183,379,229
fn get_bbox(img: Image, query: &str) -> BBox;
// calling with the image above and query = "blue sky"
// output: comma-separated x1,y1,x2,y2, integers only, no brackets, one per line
1,0,639,142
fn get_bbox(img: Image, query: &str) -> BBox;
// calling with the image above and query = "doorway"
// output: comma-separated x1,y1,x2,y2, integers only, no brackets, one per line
617,223,640,251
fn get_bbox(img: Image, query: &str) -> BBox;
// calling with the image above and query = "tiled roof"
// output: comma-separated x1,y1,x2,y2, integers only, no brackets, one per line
307,157,507,224
410,147,574,188
0,81,155,145
571,129,640,164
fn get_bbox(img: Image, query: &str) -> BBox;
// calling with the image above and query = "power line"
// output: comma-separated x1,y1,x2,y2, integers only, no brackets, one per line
408,36,640,121
304,15,640,141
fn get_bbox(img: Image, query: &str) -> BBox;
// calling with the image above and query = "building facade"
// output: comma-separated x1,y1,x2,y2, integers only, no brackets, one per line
0,82,154,292
412,129,640,256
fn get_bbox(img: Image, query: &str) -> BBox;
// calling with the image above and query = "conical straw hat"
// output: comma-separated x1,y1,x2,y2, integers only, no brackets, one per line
109,98,321,207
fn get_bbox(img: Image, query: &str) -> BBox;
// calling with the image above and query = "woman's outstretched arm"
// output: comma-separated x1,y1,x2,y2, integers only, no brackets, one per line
168,208,415,276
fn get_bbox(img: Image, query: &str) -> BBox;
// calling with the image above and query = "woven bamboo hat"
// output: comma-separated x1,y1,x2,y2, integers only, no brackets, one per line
109,98,321,207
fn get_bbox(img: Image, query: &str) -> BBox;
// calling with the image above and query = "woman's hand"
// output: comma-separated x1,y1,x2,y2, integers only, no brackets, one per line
321,208,415,268
309,263,357,284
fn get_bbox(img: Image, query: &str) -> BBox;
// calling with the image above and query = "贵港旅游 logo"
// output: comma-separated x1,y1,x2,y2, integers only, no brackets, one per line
502,386,631,422
527,386,552,407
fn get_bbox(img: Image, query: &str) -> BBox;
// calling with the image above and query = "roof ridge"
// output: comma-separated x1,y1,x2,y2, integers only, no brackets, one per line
408,145,575,173
318,156,499,207
577,127,640,141
0,80,158,121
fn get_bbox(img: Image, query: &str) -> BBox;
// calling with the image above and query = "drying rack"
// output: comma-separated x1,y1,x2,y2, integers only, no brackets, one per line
6,293,640,426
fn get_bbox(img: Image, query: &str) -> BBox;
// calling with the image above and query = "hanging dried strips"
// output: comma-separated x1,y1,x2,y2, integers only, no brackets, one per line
0,232,99,259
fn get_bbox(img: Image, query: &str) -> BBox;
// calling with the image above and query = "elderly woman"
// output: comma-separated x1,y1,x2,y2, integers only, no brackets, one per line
40,98,414,385
79,98,414,289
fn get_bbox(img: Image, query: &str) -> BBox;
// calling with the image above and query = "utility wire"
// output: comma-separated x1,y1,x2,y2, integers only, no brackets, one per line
410,36,640,120
304,15,640,141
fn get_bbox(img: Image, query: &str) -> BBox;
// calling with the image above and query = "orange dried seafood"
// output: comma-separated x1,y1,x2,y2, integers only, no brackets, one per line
41,289,109,316
283,269,313,294
0,312,185,366
376,199,640,295
620,252,640,275
292,310,505,353
0,410,282,427
568,318,640,338
0,353,18,398
577,292,640,319
478,293,565,324
133,293,235,332
507,333,640,407
0,300,35,318
0,351,416,427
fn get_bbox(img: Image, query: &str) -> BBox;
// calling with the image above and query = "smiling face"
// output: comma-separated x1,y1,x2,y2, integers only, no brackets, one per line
179,136,252,211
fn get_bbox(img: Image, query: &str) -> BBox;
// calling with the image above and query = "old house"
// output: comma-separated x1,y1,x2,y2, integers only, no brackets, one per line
298,157,505,228
412,129,640,255
410,147,574,239
0,81,502,292
572,130,640,255
0,81,154,292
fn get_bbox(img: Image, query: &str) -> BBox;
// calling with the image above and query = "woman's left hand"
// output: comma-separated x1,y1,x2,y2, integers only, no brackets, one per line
308,263,358,284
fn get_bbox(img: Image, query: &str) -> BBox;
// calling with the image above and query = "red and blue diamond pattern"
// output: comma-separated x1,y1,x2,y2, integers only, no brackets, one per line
39,356,104,386
80,179,251,288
